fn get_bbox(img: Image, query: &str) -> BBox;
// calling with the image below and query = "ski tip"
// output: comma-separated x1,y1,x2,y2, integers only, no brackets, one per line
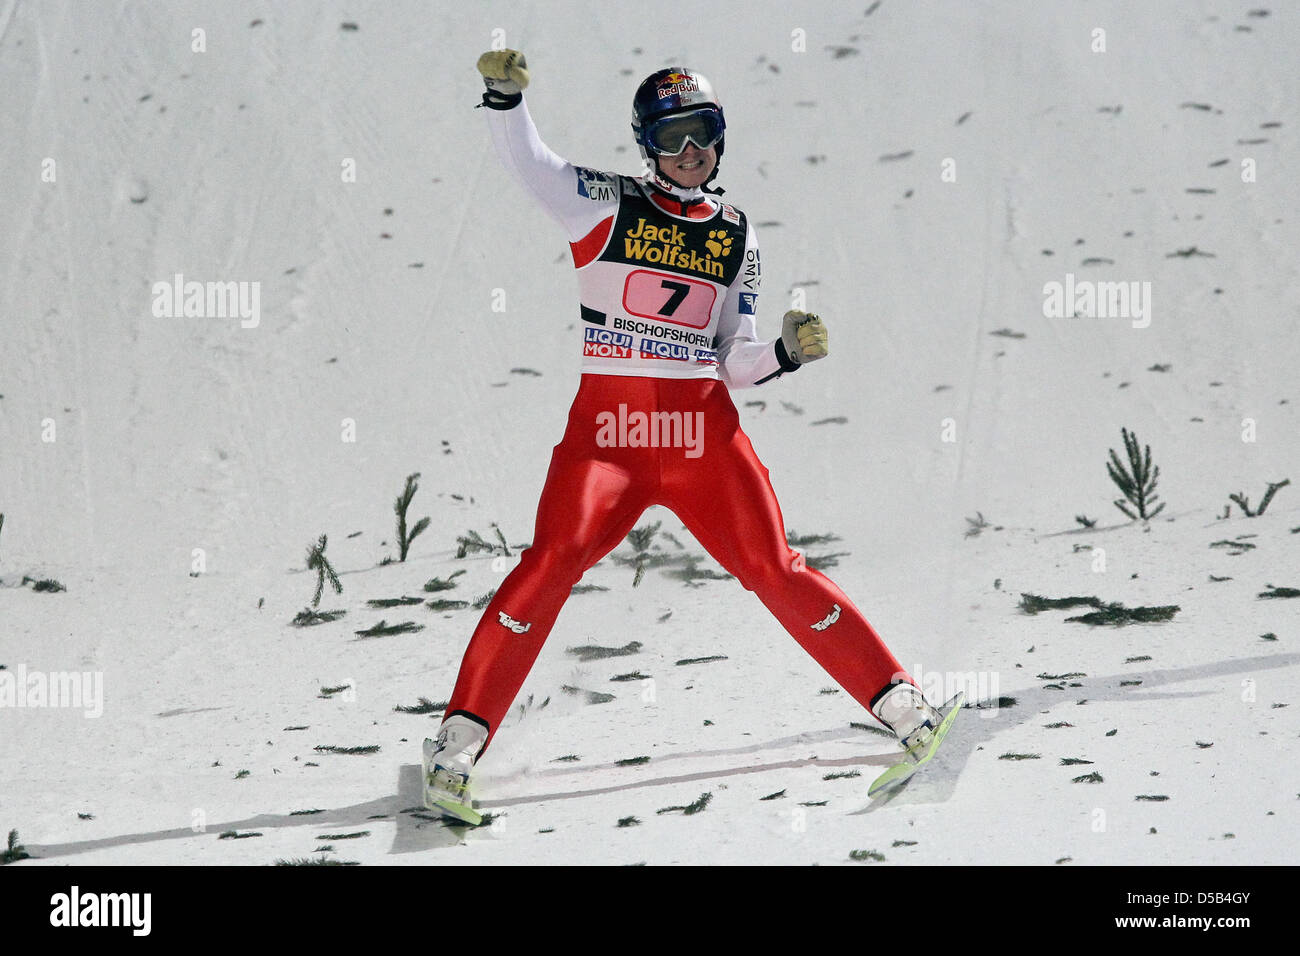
868,764,915,798
427,798,483,826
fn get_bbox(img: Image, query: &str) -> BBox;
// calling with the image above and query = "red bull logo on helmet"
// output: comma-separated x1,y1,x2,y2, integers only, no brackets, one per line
657,72,700,99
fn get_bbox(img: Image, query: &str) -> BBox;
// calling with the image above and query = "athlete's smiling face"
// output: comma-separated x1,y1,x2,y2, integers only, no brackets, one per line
657,142,717,189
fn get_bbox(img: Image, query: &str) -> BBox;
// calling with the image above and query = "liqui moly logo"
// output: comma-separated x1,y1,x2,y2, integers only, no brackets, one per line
640,339,690,361
584,326,634,359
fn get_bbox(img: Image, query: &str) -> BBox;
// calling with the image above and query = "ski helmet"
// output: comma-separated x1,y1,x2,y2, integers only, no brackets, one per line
631,68,726,189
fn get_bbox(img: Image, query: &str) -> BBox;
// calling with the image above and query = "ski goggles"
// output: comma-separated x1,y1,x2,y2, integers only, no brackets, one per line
642,107,725,156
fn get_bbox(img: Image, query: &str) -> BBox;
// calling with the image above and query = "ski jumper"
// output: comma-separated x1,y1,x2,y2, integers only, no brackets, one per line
444,97,912,752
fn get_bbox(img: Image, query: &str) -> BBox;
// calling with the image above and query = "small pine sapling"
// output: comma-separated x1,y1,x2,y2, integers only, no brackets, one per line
22,576,66,593
3,829,30,864
456,526,511,558
307,534,342,608
1228,478,1290,517
786,529,842,547
491,523,511,556
1107,427,1165,520
395,473,431,562
423,569,466,592
625,520,661,586
354,619,424,638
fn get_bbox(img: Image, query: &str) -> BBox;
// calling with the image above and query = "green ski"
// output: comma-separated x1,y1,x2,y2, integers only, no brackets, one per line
868,691,965,797
427,795,483,826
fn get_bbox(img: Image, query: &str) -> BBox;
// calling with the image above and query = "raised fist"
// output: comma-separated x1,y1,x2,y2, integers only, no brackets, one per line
476,49,530,95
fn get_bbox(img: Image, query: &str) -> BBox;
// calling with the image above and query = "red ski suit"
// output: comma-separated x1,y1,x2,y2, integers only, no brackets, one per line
444,97,910,752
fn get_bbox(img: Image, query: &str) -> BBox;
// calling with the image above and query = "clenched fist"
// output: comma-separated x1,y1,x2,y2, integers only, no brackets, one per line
476,49,530,96
780,310,829,365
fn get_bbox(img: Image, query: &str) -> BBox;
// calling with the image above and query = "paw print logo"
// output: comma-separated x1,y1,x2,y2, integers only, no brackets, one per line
705,230,733,258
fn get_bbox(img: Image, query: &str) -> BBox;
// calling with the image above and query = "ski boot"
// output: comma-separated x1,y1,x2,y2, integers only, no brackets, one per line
422,714,489,825
874,682,944,760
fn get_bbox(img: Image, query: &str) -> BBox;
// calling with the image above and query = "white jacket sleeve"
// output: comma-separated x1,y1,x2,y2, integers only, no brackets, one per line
483,96,614,242
714,221,800,389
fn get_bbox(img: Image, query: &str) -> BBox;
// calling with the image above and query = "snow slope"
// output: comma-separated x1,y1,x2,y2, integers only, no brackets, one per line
1,0,1297,865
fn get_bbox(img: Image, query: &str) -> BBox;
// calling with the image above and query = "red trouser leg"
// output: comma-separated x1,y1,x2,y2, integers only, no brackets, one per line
658,378,911,717
443,376,656,751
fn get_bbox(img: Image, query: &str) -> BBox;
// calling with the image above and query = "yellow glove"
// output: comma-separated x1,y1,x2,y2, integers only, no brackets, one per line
780,310,829,364
476,49,530,96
